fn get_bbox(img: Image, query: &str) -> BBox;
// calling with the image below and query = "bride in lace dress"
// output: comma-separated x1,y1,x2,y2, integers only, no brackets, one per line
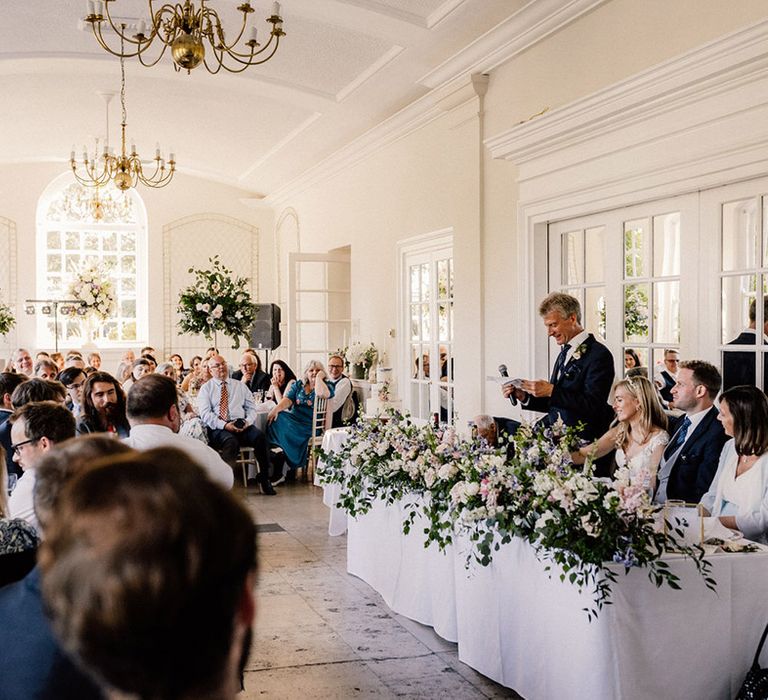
571,376,669,493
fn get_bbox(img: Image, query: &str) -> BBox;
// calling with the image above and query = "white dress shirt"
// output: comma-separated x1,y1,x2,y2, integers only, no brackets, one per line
328,376,353,413
123,423,234,489
8,469,39,533
197,378,258,431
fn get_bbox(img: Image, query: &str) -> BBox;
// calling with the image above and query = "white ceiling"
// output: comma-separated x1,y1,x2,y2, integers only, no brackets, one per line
0,0,593,198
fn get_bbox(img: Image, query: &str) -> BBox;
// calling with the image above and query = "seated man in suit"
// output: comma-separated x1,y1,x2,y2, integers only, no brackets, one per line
198,355,276,495
503,292,615,444
654,360,728,504
232,351,271,394
722,297,768,391
653,348,679,406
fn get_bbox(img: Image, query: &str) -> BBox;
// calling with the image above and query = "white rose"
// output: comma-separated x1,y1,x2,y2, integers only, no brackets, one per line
202,303,210,313
196,303,204,311
465,482,480,497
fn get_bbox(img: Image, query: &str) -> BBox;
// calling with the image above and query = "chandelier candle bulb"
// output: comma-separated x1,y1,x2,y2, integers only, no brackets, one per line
248,26,258,44
272,2,280,17
137,20,147,37
87,1,96,16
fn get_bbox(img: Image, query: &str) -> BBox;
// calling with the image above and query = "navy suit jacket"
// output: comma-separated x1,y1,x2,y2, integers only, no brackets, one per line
722,330,768,391
231,369,271,393
665,406,728,503
525,334,615,442
0,567,103,700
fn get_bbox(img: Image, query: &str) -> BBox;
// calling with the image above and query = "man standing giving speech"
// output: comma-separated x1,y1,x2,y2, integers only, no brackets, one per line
502,292,615,444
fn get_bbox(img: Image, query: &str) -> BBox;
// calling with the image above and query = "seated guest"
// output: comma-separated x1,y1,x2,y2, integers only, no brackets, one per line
141,353,158,373
156,362,207,443
114,360,132,384
327,354,357,428
87,352,101,370
122,357,152,392
266,359,296,403
50,352,64,372
169,353,189,384
57,366,87,417
0,436,130,699
624,348,641,372
35,351,51,361
722,297,768,391
181,355,208,394
0,371,26,425
124,374,233,489
34,358,59,381
141,345,157,357
268,360,333,483
2,379,63,483
700,385,768,542
653,348,679,406
39,448,256,700
120,349,136,367
11,348,33,376
0,518,39,588
197,355,275,495
232,352,271,394
76,372,130,438
572,376,669,491
8,401,77,532
654,361,728,504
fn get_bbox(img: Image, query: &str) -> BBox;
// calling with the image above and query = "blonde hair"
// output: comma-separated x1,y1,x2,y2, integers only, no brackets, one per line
613,375,668,450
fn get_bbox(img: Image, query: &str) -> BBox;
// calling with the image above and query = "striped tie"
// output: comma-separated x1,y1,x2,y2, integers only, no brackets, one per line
218,381,229,422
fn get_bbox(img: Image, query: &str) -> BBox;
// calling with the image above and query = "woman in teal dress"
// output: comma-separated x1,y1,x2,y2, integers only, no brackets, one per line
267,360,334,475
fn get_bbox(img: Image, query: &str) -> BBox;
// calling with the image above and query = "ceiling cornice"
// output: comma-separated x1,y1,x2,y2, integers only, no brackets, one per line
266,0,601,205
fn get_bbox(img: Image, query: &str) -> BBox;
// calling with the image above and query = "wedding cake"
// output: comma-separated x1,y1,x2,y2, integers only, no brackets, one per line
366,367,401,416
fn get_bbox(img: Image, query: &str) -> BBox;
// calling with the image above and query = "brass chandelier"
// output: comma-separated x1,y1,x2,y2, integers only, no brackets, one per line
70,36,176,191
84,1,286,74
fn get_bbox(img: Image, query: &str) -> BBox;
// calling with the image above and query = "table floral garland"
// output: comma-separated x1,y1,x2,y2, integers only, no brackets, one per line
317,410,716,619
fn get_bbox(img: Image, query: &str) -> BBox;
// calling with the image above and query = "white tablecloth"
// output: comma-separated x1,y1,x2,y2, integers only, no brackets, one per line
346,499,768,699
315,428,352,536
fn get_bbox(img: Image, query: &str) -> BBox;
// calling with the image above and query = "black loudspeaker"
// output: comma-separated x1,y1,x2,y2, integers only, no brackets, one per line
250,304,281,350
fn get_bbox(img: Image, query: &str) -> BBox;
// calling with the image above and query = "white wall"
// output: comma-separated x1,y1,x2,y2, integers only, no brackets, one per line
272,0,768,424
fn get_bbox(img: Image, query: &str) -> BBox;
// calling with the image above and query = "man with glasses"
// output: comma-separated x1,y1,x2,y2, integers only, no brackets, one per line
232,351,271,394
654,348,680,406
327,354,357,428
198,355,276,495
654,360,727,504
7,401,76,531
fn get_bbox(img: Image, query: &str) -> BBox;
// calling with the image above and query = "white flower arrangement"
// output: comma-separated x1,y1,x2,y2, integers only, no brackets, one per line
67,261,116,320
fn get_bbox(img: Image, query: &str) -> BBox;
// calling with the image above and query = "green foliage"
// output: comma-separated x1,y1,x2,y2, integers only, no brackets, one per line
317,412,715,620
177,256,257,349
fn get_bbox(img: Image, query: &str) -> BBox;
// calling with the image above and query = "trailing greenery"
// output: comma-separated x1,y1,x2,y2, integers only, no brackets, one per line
317,411,715,620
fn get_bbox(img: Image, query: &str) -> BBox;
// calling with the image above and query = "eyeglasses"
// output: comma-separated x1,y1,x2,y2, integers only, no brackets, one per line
209,362,225,369
11,438,39,455
68,381,85,389
239,363,255,368
328,364,343,369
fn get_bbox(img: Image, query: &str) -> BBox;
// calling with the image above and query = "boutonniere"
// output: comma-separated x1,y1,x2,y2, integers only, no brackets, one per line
571,342,588,361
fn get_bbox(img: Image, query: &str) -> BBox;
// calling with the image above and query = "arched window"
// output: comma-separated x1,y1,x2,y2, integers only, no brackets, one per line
36,174,148,348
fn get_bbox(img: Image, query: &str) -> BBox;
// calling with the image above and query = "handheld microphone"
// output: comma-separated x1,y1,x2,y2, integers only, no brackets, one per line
498,364,517,406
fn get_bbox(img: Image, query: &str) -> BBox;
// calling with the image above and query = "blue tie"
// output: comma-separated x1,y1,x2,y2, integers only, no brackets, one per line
665,416,691,459
551,344,571,383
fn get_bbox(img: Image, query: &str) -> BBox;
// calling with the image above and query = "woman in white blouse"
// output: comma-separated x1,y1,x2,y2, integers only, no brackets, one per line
700,385,768,543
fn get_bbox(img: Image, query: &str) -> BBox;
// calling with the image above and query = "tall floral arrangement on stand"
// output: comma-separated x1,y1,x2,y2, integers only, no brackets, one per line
0,298,16,337
67,261,116,342
177,256,257,349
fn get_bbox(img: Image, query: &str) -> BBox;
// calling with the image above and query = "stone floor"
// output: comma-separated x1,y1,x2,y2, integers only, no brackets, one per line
239,480,523,699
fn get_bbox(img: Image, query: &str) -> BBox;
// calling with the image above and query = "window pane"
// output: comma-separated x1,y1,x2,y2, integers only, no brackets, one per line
623,347,649,377
83,232,99,251
653,212,680,277
624,219,649,279
410,305,419,341
624,283,649,343
421,303,430,341
584,227,605,284
653,280,680,344
47,231,61,249
121,232,136,252
102,232,117,251
562,230,584,285
437,259,450,300
410,266,419,303
420,264,430,302
438,303,450,341
764,197,768,268
46,255,61,273
722,199,757,271
447,258,454,298
584,287,606,339
65,231,80,250
721,275,756,345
